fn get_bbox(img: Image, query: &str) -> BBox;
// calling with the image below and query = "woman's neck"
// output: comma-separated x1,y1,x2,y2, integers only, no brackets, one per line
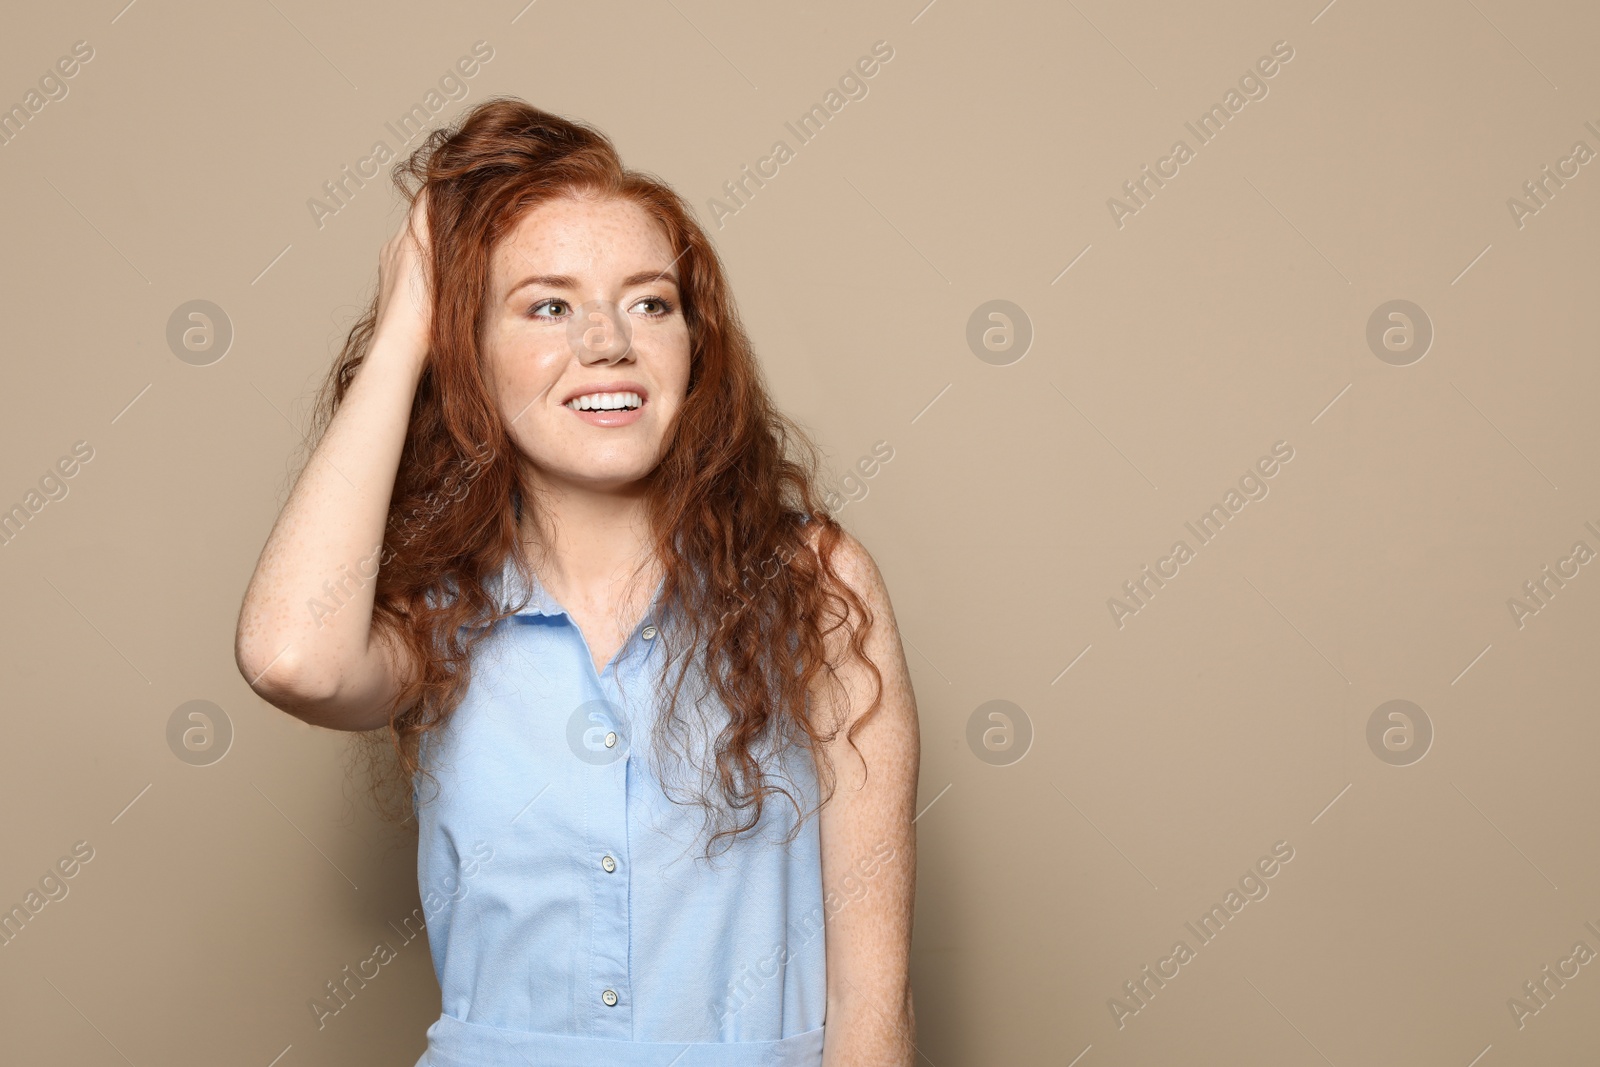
517,479,659,614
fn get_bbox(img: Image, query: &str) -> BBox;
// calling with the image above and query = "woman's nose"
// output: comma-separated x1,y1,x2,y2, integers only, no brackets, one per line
568,298,634,364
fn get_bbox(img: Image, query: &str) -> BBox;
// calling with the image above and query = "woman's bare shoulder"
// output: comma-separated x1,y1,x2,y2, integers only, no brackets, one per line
799,514,880,587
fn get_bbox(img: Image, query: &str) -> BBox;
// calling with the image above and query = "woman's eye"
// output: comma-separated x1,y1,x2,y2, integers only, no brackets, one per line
632,297,673,317
528,299,569,319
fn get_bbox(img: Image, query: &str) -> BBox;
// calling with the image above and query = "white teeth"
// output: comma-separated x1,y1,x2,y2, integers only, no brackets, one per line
565,391,643,411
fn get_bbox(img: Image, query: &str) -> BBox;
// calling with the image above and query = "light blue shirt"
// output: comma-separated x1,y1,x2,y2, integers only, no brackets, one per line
412,550,827,1066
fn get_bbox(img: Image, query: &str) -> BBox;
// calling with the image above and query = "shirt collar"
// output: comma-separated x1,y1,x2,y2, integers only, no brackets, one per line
496,552,557,617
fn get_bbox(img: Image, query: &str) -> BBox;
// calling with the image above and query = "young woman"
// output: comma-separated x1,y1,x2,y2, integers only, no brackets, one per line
234,97,920,1066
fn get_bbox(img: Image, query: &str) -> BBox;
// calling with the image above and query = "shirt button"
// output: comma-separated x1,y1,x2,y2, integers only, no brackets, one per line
602,855,617,873
641,625,657,640
604,731,618,748
602,988,619,1006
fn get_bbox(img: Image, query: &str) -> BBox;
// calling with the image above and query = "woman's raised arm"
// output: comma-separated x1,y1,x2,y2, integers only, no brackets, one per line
233,195,434,732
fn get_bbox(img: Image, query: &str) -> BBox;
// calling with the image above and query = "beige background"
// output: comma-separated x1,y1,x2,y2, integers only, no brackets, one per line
3,0,1598,1063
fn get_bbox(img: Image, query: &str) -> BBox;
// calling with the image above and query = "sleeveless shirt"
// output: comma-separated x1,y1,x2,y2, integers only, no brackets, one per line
411,549,828,1066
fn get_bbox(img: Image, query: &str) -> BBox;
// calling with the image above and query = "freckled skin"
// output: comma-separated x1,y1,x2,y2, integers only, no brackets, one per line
809,525,921,1066
481,195,691,497
480,195,692,673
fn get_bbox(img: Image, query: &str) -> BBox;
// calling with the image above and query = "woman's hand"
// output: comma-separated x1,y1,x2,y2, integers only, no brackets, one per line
373,191,435,370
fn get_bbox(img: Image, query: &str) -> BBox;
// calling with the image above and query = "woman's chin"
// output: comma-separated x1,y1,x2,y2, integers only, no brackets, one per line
528,461,659,494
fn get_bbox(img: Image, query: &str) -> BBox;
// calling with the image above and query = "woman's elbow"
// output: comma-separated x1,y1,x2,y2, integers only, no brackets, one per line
234,631,334,713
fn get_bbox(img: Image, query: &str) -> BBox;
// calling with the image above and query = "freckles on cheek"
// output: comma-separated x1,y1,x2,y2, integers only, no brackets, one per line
494,348,567,422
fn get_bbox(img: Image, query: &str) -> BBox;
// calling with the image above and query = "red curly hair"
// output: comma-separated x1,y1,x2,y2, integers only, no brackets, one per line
308,97,884,860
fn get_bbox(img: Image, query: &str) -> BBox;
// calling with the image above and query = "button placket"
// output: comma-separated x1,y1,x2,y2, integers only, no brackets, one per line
588,671,632,1036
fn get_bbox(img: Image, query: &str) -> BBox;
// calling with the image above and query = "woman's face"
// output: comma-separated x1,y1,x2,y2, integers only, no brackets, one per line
481,194,691,496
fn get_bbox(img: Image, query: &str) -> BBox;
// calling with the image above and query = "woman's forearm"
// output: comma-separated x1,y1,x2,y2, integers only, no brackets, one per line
822,988,917,1067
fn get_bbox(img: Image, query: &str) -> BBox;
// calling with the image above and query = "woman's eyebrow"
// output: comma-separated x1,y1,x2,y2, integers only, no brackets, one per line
508,269,680,296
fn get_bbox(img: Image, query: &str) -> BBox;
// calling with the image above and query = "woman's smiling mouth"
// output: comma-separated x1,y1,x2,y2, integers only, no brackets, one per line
562,388,647,426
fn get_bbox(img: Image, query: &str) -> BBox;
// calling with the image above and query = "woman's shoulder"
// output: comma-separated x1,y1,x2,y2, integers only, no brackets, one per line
794,510,876,575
